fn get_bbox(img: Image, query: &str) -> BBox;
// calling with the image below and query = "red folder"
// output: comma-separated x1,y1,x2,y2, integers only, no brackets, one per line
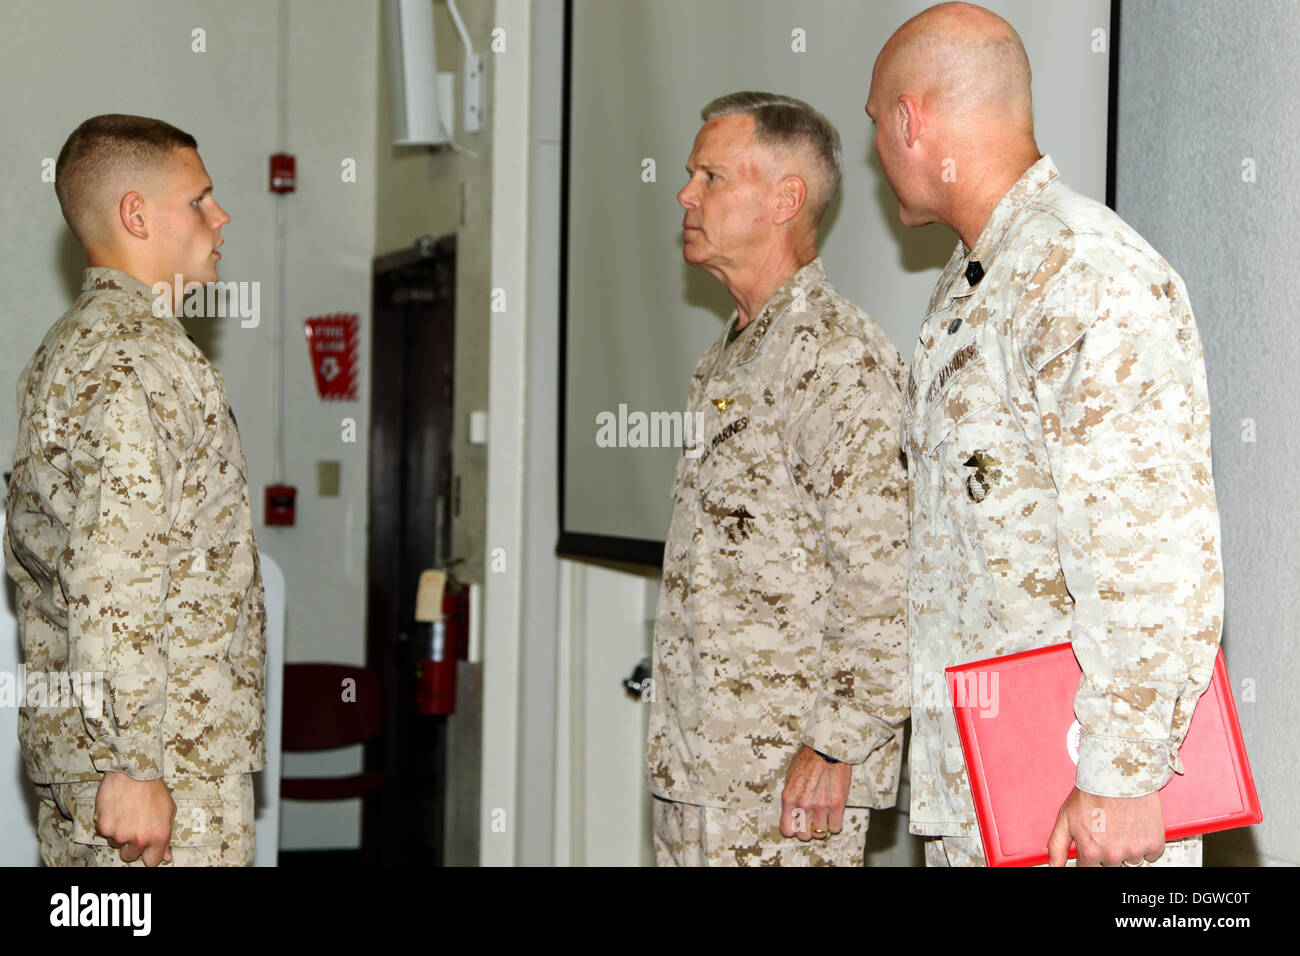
946,643,1262,867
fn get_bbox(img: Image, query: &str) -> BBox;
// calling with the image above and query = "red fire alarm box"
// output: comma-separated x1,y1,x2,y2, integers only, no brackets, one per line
265,484,297,526
270,153,296,193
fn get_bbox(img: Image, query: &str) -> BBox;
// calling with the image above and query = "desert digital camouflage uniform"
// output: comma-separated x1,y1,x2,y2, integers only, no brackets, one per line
904,156,1222,864
653,796,870,867
4,267,265,866
646,258,909,865
36,774,256,867
924,832,1201,868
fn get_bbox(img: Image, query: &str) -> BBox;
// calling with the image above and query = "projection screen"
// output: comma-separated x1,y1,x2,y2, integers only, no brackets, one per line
559,0,1116,564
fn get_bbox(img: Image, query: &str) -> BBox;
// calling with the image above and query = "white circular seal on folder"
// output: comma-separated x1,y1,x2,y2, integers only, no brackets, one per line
1066,720,1081,765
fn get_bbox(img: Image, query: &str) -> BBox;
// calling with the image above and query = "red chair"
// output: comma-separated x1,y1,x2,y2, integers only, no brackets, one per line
280,663,387,800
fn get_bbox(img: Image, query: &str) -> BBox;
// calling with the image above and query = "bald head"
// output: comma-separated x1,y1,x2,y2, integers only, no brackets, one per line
874,2,1033,132
867,2,1042,244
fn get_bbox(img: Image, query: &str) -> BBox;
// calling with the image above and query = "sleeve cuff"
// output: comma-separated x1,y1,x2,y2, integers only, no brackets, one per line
1075,730,1179,798
90,734,166,780
803,700,898,765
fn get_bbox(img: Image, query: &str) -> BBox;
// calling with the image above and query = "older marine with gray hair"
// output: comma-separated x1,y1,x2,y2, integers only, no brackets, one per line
645,92,908,866
698,91,843,225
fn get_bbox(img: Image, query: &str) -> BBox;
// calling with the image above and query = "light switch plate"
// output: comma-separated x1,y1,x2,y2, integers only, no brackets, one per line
317,461,341,497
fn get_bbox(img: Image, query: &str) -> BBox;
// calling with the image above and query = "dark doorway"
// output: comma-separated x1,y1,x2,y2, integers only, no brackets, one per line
365,235,456,866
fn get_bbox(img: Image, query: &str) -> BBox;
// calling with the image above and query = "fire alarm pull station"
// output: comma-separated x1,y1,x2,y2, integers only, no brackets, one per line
265,484,297,526
270,153,295,193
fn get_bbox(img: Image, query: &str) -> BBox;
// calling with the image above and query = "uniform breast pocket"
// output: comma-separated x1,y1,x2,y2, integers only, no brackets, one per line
693,422,807,630
924,359,1053,541
695,436,764,551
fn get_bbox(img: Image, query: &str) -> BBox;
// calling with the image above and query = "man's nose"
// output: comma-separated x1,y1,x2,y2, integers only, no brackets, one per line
677,182,696,209
213,202,232,228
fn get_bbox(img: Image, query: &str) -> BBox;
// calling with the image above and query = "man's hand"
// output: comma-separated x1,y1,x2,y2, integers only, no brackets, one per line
1047,787,1164,867
94,772,176,866
779,744,853,841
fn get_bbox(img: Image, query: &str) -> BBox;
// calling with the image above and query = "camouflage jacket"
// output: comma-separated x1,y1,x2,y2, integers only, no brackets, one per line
4,268,266,784
646,258,909,810
904,156,1223,836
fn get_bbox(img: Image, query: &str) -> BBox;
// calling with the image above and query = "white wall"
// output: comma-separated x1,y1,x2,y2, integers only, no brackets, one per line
553,561,657,866
479,0,526,865
1118,0,1300,867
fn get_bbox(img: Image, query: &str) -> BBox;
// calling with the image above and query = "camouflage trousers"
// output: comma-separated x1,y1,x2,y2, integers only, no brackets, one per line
924,833,1202,867
35,774,256,867
653,796,869,866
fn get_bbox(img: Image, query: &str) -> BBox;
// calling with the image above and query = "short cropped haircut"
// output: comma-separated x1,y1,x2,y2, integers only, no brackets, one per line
700,91,842,226
54,114,198,248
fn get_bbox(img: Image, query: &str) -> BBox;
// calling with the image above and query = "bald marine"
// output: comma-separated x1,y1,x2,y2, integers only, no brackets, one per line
865,1,1040,246
868,1,1222,872
875,1,1032,122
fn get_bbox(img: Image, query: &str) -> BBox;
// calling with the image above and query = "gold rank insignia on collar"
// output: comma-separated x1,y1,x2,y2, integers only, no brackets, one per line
712,397,734,412
964,449,1003,503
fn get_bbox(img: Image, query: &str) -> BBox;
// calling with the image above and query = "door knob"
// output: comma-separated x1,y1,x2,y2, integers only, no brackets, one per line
623,658,652,699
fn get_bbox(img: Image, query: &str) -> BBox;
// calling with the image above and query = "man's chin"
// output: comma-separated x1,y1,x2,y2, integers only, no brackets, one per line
170,272,216,288
897,204,935,229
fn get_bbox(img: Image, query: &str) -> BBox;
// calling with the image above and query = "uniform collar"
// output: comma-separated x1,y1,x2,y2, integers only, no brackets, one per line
718,256,826,370
945,154,1059,300
82,266,172,317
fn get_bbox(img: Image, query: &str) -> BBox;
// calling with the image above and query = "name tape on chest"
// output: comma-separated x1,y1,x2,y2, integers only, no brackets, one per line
925,343,980,406
695,415,750,466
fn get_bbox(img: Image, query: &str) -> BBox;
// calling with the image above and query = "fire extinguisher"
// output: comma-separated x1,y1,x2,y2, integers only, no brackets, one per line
414,574,469,715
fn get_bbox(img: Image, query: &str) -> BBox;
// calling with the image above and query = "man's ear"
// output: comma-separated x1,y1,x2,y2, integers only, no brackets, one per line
898,94,924,149
773,174,808,226
119,191,148,240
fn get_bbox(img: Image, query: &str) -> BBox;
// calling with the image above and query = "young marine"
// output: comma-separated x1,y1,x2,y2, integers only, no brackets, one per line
4,114,266,866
